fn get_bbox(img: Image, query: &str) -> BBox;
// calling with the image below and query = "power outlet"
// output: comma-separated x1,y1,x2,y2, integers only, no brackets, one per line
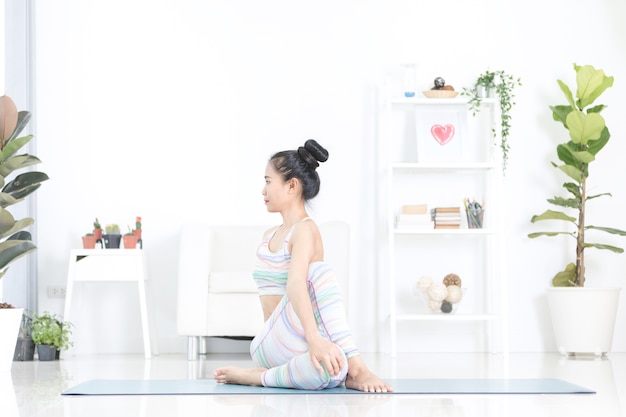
47,285,66,298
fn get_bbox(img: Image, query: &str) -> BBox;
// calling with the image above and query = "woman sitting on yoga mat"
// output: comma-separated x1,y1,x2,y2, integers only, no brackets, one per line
213,139,392,393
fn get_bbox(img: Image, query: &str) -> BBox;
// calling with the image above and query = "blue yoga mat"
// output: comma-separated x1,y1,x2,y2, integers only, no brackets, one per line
62,378,594,395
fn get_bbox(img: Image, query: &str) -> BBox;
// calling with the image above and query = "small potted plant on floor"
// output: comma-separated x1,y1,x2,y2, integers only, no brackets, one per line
528,63,624,356
31,311,73,361
103,224,122,248
0,95,49,372
462,69,522,172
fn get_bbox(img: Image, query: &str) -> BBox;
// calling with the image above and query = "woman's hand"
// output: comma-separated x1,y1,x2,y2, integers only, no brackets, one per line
307,334,344,376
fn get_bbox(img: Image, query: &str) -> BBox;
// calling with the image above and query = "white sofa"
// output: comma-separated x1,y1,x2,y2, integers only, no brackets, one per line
176,221,350,360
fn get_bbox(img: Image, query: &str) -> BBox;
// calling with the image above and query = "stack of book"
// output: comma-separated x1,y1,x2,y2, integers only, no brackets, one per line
430,207,461,229
395,204,434,230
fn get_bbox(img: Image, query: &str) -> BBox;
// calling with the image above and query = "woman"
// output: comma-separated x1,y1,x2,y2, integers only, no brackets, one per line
213,139,392,393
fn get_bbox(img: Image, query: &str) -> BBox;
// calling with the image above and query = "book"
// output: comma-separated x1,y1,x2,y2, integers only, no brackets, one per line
402,204,428,215
432,207,461,213
434,224,461,229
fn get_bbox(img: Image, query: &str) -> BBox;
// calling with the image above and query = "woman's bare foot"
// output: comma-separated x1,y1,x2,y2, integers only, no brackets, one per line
213,366,267,386
345,356,393,393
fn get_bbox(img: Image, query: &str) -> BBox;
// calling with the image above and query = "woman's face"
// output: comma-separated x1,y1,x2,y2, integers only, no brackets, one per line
262,163,290,213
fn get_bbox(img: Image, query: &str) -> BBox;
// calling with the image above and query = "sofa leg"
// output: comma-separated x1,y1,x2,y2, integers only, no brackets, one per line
187,336,199,361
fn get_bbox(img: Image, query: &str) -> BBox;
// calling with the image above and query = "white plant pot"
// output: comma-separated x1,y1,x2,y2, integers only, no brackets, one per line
546,287,621,357
0,308,23,372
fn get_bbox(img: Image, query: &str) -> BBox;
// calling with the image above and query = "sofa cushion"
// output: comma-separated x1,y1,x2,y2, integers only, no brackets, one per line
208,271,258,294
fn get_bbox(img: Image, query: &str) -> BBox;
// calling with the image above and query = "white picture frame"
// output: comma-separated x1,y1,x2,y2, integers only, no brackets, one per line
416,108,468,163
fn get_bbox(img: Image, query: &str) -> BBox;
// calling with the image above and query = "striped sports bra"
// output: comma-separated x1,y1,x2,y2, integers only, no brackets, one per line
253,217,311,296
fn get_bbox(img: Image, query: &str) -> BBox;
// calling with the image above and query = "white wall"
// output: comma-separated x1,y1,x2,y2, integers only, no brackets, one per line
9,0,626,354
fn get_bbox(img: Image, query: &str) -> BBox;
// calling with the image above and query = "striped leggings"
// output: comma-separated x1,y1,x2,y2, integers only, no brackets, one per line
249,261,359,390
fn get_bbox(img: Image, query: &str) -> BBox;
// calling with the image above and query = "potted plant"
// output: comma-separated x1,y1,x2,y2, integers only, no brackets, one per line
133,216,142,239
103,223,121,248
528,63,624,356
462,69,522,172
93,217,103,240
0,95,49,372
82,233,98,249
123,226,138,249
31,311,73,361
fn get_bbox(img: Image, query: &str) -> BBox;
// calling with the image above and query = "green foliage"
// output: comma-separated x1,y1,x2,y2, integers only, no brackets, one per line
528,64,625,287
105,224,120,235
31,311,73,350
0,95,48,281
462,70,522,173
93,217,101,230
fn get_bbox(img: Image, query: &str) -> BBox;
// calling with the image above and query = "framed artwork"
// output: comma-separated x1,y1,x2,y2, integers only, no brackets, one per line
415,109,467,163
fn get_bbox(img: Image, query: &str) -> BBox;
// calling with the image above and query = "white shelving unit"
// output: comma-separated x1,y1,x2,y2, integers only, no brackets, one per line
379,92,508,356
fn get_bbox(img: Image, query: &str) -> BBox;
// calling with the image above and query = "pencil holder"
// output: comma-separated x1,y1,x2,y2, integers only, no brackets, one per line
465,208,484,229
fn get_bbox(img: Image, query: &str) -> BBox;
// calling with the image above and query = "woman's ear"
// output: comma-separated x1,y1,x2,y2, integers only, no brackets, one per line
288,178,300,193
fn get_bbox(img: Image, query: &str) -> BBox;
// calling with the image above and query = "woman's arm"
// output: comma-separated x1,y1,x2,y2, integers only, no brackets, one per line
286,222,344,377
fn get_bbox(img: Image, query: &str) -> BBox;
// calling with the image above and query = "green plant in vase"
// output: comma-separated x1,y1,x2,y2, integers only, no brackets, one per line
462,70,522,173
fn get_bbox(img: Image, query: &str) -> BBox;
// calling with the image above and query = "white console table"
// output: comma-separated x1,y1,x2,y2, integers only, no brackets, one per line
63,249,156,359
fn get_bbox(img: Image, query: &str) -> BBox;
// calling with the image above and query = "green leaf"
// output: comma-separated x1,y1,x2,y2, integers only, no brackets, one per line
528,231,574,238
6,111,31,142
0,207,16,235
530,209,576,223
546,196,579,209
582,242,624,253
0,217,34,239
0,239,37,271
558,164,582,183
575,64,614,108
563,182,581,197
556,81,575,110
0,192,19,209
2,171,49,197
552,263,577,287
585,225,626,236
586,192,611,201
566,111,605,145
587,126,610,156
0,135,33,163
0,154,41,178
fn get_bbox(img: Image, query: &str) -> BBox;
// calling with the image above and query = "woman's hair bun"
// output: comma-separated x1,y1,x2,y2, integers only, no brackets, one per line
298,139,329,169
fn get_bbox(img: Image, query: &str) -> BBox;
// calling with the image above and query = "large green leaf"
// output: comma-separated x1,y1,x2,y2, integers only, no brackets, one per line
6,111,31,142
550,105,573,127
0,192,19,209
0,154,41,177
585,225,626,236
0,207,16,234
2,171,49,196
552,263,577,287
587,126,609,156
530,209,576,223
582,242,624,253
556,81,575,110
558,164,582,183
566,111,605,145
0,217,34,239
546,196,579,209
575,64,614,108
0,135,33,163
0,239,37,271
528,231,573,238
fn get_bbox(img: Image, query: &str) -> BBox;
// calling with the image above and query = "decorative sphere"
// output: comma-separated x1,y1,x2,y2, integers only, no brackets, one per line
445,285,463,304
428,283,448,301
441,301,453,313
417,275,433,291
428,299,443,312
434,77,446,89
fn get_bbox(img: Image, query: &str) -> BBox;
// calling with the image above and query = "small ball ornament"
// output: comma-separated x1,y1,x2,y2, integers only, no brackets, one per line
428,283,448,301
445,285,463,304
433,77,446,89
440,301,453,314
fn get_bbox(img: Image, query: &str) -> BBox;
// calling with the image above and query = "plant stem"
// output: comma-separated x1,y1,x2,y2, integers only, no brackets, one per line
576,164,587,287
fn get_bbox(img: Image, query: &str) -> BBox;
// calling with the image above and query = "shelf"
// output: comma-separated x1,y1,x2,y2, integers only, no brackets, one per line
394,314,499,322
394,228,496,235
389,97,497,106
390,162,498,170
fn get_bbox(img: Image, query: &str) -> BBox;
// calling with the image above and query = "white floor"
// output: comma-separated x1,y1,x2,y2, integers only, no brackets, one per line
4,352,625,417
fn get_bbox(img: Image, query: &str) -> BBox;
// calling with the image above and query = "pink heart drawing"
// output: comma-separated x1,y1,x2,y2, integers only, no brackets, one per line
430,124,456,146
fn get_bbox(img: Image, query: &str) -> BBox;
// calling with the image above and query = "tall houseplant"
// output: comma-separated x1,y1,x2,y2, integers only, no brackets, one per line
528,64,623,356
0,95,49,371
462,70,522,172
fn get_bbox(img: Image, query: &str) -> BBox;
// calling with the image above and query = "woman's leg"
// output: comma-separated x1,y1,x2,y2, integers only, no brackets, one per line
250,262,357,389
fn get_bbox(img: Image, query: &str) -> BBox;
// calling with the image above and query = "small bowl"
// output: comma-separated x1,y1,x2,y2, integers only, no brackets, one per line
422,90,459,99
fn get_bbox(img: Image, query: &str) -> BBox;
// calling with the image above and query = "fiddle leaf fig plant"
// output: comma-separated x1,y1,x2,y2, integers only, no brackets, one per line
528,64,626,287
0,95,49,294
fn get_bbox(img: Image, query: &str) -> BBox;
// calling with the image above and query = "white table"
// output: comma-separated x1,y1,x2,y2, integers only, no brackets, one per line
63,249,156,359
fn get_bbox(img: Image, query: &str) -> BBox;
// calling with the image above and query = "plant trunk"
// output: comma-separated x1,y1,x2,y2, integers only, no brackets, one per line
576,166,587,287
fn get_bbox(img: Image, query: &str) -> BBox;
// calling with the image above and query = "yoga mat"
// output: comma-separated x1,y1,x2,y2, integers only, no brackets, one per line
62,378,594,396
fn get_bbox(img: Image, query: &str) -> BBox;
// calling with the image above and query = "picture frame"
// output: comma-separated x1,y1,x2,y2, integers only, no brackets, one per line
415,108,468,163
